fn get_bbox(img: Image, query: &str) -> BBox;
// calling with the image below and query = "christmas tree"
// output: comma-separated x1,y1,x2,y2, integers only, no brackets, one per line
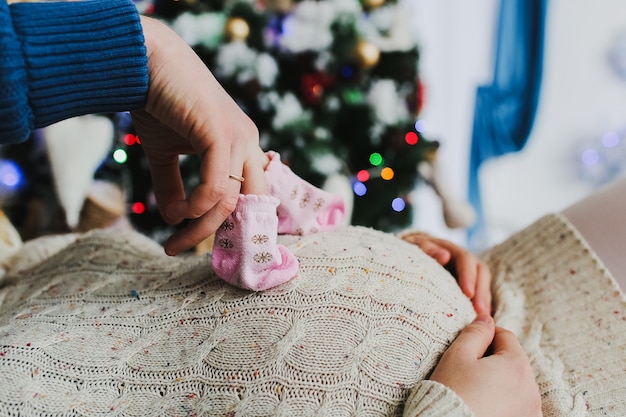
135,0,437,234
0,0,440,244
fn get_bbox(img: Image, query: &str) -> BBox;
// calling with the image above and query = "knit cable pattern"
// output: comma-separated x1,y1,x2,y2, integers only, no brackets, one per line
0,226,474,416
482,213,626,417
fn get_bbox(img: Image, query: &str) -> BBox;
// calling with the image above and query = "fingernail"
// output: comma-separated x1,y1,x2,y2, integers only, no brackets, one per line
166,202,184,221
164,244,178,257
474,314,492,324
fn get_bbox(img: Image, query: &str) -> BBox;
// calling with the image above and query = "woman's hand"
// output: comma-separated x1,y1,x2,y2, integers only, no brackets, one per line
401,232,492,315
132,16,260,256
430,315,542,417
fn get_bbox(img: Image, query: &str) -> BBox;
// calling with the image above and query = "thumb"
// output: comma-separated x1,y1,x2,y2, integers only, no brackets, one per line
450,314,496,359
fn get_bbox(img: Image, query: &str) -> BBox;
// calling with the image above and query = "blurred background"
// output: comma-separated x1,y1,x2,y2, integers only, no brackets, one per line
2,0,626,253
410,0,626,251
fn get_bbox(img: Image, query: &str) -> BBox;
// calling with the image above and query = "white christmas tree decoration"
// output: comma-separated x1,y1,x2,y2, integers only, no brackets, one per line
322,172,353,226
279,0,336,52
256,53,279,87
270,92,311,130
367,79,409,125
418,159,476,229
358,4,415,52
43,115,113,229
312,152,343,175
172,12,226,49
215,41,258,82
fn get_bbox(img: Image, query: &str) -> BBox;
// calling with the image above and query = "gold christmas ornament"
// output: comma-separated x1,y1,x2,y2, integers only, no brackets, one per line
362,0,385,9
225,17,250,41
355,41,381,68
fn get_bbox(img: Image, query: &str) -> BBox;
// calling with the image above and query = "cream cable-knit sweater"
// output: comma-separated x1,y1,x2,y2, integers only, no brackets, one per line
1,213,625,416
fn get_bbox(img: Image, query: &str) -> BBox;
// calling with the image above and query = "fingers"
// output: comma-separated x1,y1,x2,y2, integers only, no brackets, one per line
455,256,492,315
429,239,492,315
155,144,244,255
146,155,187,225
473,262,492,315
447,314,495,359
454,251,478,298
441,242,491,315
163,192,239,255
240,147,269,195
491,326,527,357
402,234,452,265
159,139,246,256
417,240,452,265
401,233,493,315
164,148,242,255
167,139,239,216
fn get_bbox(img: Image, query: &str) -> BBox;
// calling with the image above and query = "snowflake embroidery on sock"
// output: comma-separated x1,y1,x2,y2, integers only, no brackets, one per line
217,238,234,249
290,186,299,200
254,252,273,263
313,198,325,212
251,234,269,244
300,192,311,208
219,220,235,231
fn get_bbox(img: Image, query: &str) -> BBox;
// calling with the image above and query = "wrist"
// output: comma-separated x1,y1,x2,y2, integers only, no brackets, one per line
404,380,475,417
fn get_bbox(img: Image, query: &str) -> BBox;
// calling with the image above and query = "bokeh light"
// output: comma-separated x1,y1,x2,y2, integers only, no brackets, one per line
369,152,383,166
405,131,419,145
131,202,145,214
581,149,600,165
124,133,140,146
0,160,23,191
414,119,426,132
391,197,406,212
113,148,128,164
353,181,367,196
602,131,620,148
341,65,354,78
381,167,394,180
356,169,370,182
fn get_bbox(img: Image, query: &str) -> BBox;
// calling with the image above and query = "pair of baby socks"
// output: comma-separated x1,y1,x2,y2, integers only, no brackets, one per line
211,151,346,291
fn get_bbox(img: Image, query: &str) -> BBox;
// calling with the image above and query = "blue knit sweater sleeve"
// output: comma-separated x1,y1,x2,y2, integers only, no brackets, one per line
0,0,149,144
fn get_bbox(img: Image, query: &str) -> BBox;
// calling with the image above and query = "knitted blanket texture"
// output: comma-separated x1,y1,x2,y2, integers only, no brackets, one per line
1,214,626,416
0,225,474,416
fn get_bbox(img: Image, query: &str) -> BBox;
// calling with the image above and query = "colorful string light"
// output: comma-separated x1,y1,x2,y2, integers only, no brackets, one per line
131,201,146,214
113,149,128,164
391,197,406,212
381,167,394,180
369,152,383,166
353,181,367,196
414,119,426,132
356,169,370,182
404,131,418,146
0,160,23,192
124,134,140,146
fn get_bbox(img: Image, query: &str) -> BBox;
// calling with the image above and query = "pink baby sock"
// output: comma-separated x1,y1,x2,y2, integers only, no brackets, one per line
211,194,299,291
264,151,346,235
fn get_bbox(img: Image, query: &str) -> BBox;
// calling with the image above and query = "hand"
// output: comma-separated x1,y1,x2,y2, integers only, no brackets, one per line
131,16,260,256
429,315,542,417
401,232,492,315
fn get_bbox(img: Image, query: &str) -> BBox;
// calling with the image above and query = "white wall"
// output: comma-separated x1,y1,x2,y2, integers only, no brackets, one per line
404,0,498,245
408,0,626,249
481,0,626,246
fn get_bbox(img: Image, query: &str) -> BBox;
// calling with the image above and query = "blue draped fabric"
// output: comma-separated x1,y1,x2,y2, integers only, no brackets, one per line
467,0,549,250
